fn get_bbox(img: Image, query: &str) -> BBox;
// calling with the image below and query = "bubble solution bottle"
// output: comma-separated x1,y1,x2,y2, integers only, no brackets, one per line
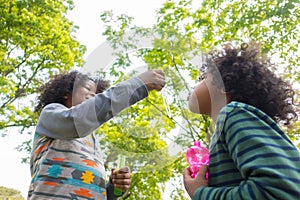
186,141,210,179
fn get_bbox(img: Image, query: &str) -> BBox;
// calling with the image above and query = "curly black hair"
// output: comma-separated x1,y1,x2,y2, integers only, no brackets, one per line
35,70,110,113
205,42,298,125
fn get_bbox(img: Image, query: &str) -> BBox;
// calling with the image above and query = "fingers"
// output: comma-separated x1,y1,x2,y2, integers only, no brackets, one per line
182,167,200,198
148,70,166,91
112,180,131,191
118,166,130,173
112,168,132,180
137,69,166,91
183,166,209,198
184,166,208,178
153,69,165,76
113,178,131,190
197,165,209,179
183,167,192,179
155,69,166,87
195,165,209,186
111,167,132,192
113,170,132,179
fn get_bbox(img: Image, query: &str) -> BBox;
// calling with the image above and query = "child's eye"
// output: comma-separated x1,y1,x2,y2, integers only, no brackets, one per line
198,63,207,81
84,86,91,91
200,63,207,73
198,74,205,82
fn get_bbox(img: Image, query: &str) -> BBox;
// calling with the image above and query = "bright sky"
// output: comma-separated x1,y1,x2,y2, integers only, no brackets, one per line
0,0,167,198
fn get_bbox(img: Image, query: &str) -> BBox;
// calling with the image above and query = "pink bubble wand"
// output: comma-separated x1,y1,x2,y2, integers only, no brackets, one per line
186,141,209,179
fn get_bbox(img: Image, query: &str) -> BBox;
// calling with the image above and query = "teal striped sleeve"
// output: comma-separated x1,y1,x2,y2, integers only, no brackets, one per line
193,106,300,200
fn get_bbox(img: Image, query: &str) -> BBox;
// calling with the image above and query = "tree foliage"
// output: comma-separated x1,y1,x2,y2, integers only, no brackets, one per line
0,0,85,131
0,0,299,199
99,0,300,199
0,186,24,199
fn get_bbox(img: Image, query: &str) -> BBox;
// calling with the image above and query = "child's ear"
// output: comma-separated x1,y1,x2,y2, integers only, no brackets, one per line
221,88,226,94
63,94,72,108
221,89,231,104
63,92,72,99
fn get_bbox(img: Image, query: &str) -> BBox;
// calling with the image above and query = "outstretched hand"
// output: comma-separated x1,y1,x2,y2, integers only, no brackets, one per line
137,69,166,91
183,165,209,198
111,166,132,192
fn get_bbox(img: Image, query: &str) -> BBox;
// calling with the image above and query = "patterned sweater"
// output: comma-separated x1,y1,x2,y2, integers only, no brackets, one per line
193,101,300,200
28,77,148,200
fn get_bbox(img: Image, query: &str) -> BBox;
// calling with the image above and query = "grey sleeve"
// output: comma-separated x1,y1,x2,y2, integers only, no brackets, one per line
36,77,148,139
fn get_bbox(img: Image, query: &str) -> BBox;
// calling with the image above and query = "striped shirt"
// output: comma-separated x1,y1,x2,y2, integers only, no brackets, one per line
194,101,300,200
28,77,148,200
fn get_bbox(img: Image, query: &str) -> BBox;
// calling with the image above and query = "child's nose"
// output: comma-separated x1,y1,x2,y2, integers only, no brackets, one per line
187,91,191,101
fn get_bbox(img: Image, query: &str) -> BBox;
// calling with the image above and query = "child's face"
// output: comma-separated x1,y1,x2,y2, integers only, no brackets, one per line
188,79,211,115
65,80,97,108
188,73,228,118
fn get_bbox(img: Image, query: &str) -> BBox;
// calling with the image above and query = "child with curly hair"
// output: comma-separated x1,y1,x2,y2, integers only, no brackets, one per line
28,69,166,199
183,42,300,199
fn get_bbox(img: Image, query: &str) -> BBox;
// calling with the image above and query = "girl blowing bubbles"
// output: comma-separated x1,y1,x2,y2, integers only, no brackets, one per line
183,42,300,200
28,69,165,199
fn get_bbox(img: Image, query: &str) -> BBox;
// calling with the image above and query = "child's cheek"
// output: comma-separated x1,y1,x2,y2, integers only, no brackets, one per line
188,90,200,114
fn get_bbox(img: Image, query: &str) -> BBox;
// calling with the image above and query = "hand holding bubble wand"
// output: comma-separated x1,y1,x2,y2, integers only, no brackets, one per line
186,140,209,179
113,155,126,196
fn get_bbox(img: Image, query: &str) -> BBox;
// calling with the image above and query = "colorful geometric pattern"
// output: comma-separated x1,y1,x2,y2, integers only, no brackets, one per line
28,133,108,199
